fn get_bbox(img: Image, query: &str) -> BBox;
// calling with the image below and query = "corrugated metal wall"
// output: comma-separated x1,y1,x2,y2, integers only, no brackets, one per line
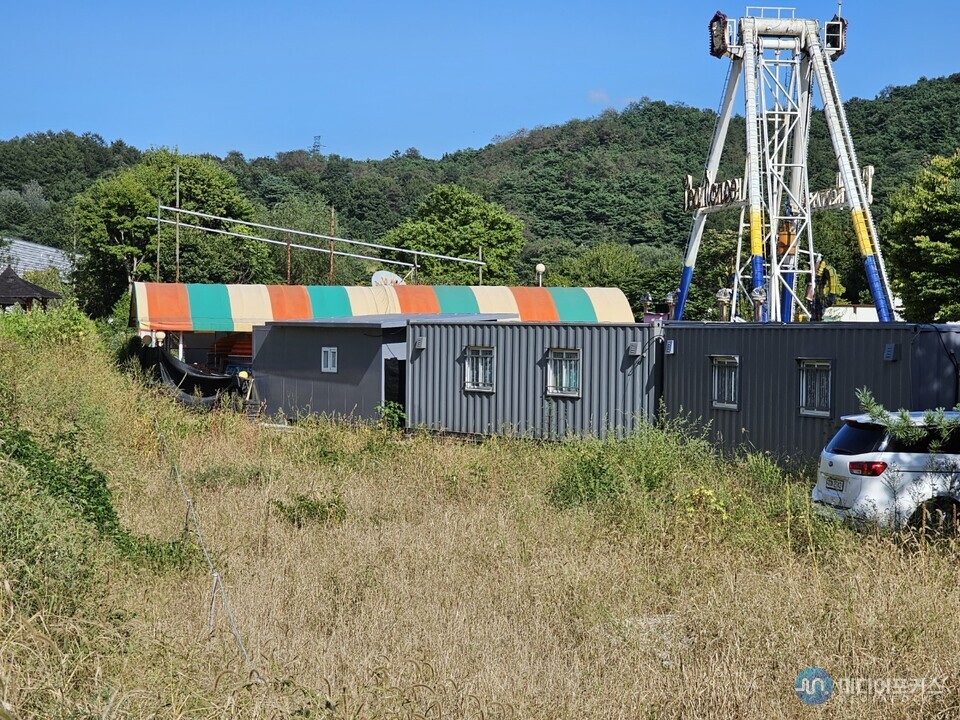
911,326,960,410
661,323,960,458
253,325,384,421
406,322,659,439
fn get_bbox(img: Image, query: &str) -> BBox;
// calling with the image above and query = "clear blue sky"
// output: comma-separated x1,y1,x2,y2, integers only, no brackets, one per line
4,1,957,161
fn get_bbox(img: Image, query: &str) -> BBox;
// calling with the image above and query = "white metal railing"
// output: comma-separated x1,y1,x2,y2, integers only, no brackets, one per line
157,205,486,268
746,6,796,19
150,216,416,269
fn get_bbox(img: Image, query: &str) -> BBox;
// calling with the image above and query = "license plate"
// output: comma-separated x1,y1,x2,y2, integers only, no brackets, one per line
824,476,845,492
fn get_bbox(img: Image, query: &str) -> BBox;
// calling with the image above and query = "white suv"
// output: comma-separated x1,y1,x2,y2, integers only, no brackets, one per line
812,412,960,531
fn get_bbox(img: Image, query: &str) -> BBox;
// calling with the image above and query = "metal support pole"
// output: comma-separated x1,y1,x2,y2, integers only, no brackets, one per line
804,20,893,321
175,166,181,284
328,207,335,285
676,56,743,320
781,54,815,322
742,20,766,307
156,197,161,281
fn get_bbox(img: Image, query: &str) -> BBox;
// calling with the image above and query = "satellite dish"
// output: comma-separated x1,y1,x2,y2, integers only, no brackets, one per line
371,270,405,286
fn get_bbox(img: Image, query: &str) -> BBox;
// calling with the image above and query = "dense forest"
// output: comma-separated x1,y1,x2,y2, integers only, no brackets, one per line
1,73,959,317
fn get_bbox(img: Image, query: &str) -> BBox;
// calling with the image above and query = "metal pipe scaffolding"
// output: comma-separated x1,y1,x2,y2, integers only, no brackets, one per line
149,218,416,268
156,205,485,268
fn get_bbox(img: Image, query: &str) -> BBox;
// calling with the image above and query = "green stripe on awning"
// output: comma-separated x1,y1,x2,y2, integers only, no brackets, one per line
433,285,480,315
186,284,234,331
547,287,598,322
306,286,352,317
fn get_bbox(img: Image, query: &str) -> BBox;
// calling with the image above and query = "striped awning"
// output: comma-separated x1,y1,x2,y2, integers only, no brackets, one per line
131,283,634,331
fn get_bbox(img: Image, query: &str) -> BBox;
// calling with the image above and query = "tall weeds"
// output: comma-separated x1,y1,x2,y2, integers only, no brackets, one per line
0,308,958,718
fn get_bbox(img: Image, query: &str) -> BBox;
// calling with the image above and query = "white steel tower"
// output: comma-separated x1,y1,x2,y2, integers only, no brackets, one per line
675,7,895,322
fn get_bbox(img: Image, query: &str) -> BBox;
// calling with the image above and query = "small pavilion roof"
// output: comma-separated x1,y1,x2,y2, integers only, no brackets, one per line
0,265,61,306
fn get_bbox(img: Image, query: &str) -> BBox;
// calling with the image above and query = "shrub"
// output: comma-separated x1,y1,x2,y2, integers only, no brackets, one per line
376,401,406,432
271,491,347,528
0,468,104,615
194,462,264,488
549,441,627,508
95,291,140,362
617,421,711,492
0,299,96,349
741,451,785,492
673,485,729,523
0,419,195,570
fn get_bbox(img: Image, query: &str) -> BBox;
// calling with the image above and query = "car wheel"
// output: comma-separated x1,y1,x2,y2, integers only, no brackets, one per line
909,497,960,536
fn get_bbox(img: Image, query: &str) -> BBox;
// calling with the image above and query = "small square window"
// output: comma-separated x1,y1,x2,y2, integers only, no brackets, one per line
547,348,581,397
321,346,338,373
464,346,495,391
711,355,739,410
799,359,831,417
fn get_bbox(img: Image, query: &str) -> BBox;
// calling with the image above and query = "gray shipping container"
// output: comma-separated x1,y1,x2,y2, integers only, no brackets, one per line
662,322,960,458
253,321,406,421
406,321,660,439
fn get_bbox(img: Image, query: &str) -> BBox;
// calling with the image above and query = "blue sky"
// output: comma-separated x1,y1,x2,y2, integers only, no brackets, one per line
4,1,958,161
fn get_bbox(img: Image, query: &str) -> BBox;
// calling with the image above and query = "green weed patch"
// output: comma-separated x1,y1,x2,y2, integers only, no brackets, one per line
0,419,196,571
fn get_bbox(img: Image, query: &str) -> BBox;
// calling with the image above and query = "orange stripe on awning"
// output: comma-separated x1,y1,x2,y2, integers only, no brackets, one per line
394,285,440,314
510,287,559,321
145,283,193,331
267,285,312,321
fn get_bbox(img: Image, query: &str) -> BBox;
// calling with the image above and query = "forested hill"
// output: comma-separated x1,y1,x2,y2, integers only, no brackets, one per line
219,100,732,253
837,74,960,213
217,73,960,248
1,72,959,298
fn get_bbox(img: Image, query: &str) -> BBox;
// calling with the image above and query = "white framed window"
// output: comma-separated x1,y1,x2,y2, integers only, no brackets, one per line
321,346,338,373
464,346,495,391
799,359,832,417
547,348,581,397
711,355,739,410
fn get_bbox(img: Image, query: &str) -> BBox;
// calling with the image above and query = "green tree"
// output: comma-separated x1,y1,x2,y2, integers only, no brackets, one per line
883,149,960,321
0,180,67,246
23,267,73,304
812,211,867,302
382,184,523,285
258,195,365,285
0,131,139,203
562,242,644,303
71,149,276,316
685,230,738,320
552,242,691,317
514,236,580,286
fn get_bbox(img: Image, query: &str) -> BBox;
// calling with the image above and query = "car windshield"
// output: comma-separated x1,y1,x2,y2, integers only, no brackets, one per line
825,421,886,456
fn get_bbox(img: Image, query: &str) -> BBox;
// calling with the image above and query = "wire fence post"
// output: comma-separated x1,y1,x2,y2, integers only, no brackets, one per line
208,572,221,635
152,417,262,684
183,503,192,539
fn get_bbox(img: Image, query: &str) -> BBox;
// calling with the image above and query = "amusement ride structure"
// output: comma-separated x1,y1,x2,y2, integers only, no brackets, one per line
675,6,895,322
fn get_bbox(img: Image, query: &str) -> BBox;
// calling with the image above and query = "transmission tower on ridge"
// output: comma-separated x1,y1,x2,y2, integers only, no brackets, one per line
675,7,895,322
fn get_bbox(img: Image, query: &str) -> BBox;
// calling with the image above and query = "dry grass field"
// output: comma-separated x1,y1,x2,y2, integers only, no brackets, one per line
2,305,960,718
